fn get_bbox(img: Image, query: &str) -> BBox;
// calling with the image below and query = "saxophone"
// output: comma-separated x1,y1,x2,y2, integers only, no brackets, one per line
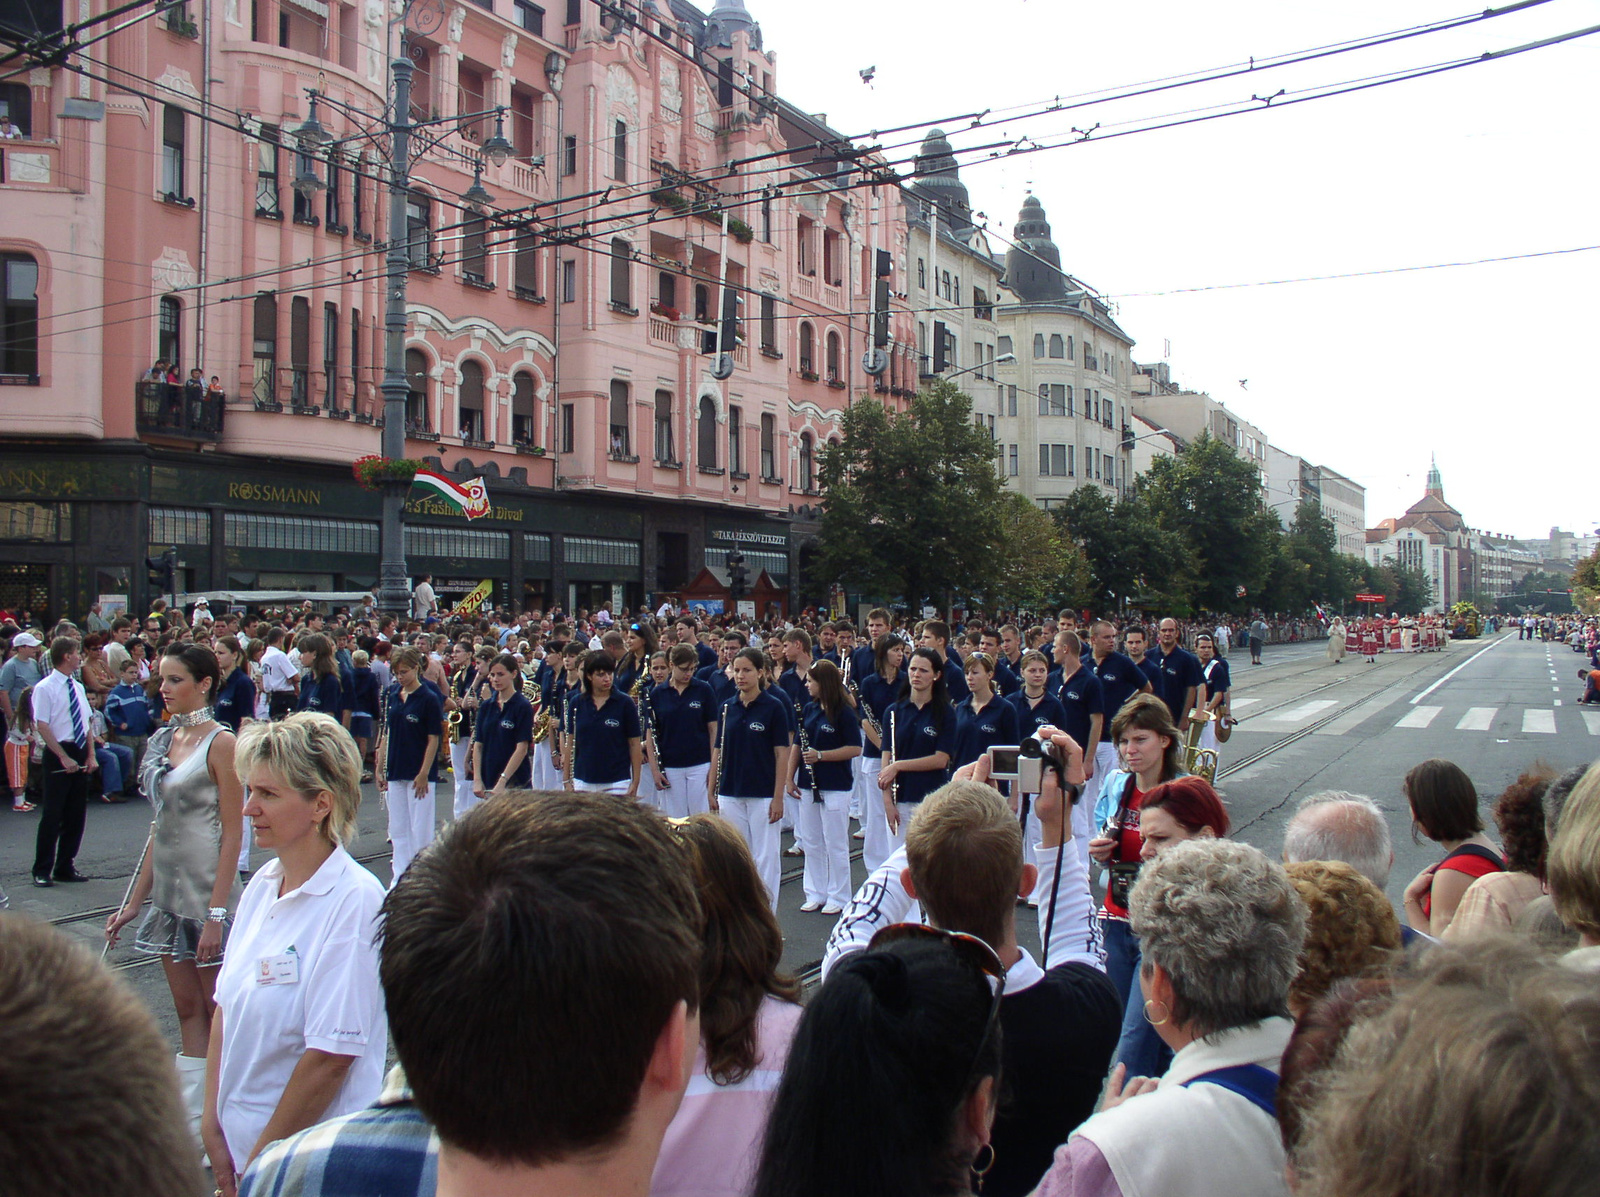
446,667,466,744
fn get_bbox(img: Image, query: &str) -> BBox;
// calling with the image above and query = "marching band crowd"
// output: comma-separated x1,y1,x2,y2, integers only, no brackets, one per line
2,596,1599,1197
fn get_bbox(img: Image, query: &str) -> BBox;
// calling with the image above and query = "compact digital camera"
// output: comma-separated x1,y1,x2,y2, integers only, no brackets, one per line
987,730,1069,795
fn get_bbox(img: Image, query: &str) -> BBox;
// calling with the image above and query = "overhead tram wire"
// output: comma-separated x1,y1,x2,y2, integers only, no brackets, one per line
17,10,1598,345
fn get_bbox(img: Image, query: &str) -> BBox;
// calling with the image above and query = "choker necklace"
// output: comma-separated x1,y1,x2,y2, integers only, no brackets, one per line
169,707,215,729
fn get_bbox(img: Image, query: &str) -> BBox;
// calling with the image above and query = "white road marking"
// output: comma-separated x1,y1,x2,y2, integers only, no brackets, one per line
1455,707,1497,731
1396,706,1441,729
1409,637,1507,704
1583,711,1600,736
1230,698,1260,710
1522,709,1557,734
1261,699,1338,725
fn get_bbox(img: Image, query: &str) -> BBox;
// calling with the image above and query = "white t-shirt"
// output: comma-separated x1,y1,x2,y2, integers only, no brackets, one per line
214,846,387,1164
412,582,436,619
260,646,299,694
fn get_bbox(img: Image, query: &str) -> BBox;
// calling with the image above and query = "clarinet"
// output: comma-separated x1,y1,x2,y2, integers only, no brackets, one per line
642,684,664,787
711,702,728,802
849,675,882,742
792,699,821,803
375,681,394,786
887,706,900,804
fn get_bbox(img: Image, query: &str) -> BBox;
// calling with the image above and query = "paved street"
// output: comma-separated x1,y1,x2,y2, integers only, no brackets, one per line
6,631,1595,1051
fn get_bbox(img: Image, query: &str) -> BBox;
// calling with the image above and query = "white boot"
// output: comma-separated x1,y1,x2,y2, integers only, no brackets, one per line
174,1053,207,1146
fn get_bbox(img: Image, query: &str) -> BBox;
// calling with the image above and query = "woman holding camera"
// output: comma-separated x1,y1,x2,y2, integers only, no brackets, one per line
952,653,1019,773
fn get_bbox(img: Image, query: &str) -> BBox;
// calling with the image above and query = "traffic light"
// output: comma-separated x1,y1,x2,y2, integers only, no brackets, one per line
721,289,745,355
145,548,177,601
873,249,891,348
727,550,748,603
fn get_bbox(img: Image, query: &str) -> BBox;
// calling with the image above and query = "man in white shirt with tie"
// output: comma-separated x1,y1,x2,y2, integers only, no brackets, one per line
32,637,98,887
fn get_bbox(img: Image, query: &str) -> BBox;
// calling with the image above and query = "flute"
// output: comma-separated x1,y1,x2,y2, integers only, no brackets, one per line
711,702,728,802
887,706,900,804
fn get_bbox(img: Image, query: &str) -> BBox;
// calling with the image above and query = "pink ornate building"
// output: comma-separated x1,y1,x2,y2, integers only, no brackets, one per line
0,0,906,618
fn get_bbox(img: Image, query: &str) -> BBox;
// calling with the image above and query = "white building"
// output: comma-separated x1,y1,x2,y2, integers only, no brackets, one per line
1128,412,1181,480
992,195,1136,510
1265,445,1367,558
1130,363,1269,488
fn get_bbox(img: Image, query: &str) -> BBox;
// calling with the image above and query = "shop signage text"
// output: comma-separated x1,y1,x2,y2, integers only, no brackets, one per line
229,482,323,506
406,496,524,522
710,528,787,547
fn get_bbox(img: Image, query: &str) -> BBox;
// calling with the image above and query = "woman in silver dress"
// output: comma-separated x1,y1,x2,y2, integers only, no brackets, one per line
105,643,243,1138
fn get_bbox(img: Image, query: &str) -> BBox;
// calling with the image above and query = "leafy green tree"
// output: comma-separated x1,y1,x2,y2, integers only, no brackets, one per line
1054,487,1193,613
1573,546,1600,615
992,493,1094,612
1138,434,1280,611
815,381,1008,611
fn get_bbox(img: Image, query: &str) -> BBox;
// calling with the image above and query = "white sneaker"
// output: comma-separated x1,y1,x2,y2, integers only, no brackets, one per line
799,900,823,913
821,903,843,915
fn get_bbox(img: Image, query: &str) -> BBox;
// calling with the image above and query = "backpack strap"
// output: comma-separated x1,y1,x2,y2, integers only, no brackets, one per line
1182,1063,1278,1118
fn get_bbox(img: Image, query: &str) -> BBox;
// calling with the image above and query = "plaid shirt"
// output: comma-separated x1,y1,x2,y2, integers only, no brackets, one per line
238,1066,438,1197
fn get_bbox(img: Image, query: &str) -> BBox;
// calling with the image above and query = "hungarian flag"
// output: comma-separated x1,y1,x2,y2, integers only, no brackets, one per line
411,469,491,520
1313,602,1328,625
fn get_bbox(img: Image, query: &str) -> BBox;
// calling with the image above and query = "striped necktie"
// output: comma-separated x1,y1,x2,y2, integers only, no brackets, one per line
66,679,86,747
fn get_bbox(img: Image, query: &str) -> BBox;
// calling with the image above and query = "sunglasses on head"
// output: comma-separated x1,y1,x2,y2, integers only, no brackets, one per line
867,923,1007,1081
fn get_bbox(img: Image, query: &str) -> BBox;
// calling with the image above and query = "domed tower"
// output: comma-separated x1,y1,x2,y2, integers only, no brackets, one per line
911,128,972,234
1425,454,1444,500
1003,193,1067,302
708,0,762,49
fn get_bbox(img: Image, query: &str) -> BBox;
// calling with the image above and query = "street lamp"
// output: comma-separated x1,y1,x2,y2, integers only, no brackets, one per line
939,352,1014,382
461,158,494,210
480,108,515,167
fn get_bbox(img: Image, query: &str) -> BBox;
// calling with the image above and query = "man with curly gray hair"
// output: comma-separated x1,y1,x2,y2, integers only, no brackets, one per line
1034,838,1305,1197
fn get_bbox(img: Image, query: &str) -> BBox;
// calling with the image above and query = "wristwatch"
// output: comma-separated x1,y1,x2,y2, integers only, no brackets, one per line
206,907,230,923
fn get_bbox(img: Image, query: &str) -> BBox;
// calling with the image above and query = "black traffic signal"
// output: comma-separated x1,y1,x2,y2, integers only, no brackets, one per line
145,548,177,599
727,550,748,602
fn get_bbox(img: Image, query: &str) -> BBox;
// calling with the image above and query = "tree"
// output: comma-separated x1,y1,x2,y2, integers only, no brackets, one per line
1574,546,1600,615
992,493,1094,612
1054,487,1193,614
1138,434,1281,611
815,381,1009,611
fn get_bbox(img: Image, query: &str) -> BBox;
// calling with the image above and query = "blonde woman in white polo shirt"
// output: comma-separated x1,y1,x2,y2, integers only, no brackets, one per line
201,713,386,1197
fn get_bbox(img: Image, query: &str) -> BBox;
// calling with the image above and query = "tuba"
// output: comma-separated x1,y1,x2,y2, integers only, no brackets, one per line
1181,710,1218,785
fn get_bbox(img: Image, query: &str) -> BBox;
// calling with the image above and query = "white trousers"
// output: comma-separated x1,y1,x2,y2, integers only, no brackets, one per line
386,780,437,887
532,738,559,791
448,738,475,820
237,813,252,873
656,763,711,818
575,779,632,796
719,796,781,911
797,788,853,907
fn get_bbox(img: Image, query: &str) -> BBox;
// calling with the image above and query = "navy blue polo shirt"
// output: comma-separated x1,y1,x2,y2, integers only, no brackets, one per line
698,663,737,708
650,679,716,768
474,690,534,787
1056,664,1105,750
695,639,717,671
857,672,900,760
849,643,879,686
1131,655,1164,703
952,695,1020,770
1200,657,1231,699
1151,644,1204,724
386,682,445,782
213,668,256,733
992,657,1021,697
715,689,792,799
1008,690,1069,740
1093,651,1148,721
572,691,640,785
298,671,343,717
800,701,861,793
776,665,810,712
937,647,970,706
339,662,357,713
614,658,644,698
885,698,955,804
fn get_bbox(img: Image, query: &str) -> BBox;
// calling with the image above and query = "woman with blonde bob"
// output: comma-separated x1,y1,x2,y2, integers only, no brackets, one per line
201,713,387,1197
1035,838,1305,1197
1546,761,1600,965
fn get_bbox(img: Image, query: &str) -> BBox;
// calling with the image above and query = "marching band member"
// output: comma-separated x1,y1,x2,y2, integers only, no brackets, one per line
710,647,793,911
470,652,533,807
1008,649,1068,741
1151,617,1203,733
857,633,906,871
646,645,717,817
951,652,1019,772
1194,631,1231,768
374,646,442,885
918,620,969,705
776,630,815,849
790,659,861,914
544,642,585,787
1123,624,1163,700
614,623,656,696
443,641,479,819
1053,630,1105,878
699,629,743,708
849,608,892,688
979,627,1020,696
294,634,343,723
877,647,955,858
648,649,671,688
568,650,641,797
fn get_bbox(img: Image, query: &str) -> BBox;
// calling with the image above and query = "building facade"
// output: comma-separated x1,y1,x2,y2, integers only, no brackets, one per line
992,195,1136,510
1130,362,1268,489
0,0,910,619
1364,459,1514,611
1264,445,1367,558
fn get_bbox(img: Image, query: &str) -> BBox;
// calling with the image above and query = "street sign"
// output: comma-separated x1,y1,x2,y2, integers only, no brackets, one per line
1355,593,1386,603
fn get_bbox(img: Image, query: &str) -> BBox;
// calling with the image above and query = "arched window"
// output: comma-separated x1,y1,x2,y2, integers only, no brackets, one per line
511,371,536,445
609,237,632,309
405,347,431,431
1032,333,1045,358
158,296,182,370
654,389,674,463
799,432,814,492
609,379,630,457
458,360,485,440
697,396,717,468
799,322,814,373
825,331,841,381
760,413,777,480
612,118,627,181
1048,333,1064,359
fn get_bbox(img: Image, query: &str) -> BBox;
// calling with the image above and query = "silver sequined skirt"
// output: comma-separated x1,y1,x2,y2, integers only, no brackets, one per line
133,905,231,964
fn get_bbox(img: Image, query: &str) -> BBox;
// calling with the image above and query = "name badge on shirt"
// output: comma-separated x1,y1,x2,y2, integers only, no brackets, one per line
256,948,301,986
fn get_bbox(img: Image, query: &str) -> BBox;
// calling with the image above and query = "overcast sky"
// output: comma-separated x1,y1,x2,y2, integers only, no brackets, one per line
752,0,1597,541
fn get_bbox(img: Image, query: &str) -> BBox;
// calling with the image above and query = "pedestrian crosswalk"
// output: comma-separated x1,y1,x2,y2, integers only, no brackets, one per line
1237,700,1597,737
